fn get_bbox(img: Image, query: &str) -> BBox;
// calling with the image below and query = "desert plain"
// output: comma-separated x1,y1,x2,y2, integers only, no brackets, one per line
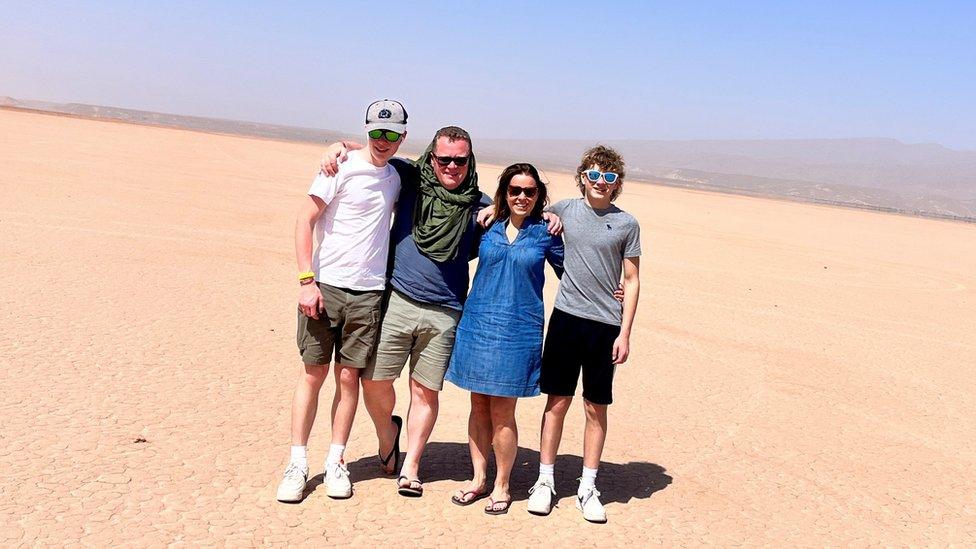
1,108,975,546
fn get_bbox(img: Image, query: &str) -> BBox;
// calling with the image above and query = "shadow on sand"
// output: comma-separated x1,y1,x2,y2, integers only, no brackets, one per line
308,441,671,506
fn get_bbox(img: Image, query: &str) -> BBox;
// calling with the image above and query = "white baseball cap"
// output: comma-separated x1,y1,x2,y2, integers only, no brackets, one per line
365,99,408,133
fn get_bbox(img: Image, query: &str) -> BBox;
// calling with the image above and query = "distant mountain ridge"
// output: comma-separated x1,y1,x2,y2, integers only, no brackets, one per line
474,138,976,221
1,97,355,147
4,97,974,222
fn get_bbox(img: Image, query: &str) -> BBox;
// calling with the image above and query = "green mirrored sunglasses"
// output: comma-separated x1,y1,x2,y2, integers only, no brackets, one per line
367,129,403,142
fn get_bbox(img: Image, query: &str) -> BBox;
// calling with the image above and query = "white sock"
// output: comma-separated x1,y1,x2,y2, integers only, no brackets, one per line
325,443,345,468
290,445,308,470
538,462,555,483
579,466,598,494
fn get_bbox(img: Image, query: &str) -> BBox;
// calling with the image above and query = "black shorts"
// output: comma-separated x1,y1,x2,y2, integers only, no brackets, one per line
540,308,620,405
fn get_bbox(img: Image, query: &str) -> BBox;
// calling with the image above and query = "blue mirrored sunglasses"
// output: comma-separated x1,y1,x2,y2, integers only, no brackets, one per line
584,170,619,184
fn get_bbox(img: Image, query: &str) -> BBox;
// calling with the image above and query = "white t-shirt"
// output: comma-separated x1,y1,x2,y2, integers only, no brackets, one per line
309,154,400,291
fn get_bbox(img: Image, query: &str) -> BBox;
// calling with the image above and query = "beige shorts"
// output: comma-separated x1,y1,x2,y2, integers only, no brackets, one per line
363,289,461,391
296,282,383,368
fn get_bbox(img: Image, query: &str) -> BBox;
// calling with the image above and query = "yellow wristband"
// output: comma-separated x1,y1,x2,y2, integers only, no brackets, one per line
298,271,315,281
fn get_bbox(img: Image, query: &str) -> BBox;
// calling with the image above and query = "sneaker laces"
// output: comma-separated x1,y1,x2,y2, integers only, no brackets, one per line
283,463,307,481
329,461,349,478
577,484,601,505
529,478,556,495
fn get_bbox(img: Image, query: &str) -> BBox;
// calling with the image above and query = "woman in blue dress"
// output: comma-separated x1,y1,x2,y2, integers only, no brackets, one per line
445,163,564,515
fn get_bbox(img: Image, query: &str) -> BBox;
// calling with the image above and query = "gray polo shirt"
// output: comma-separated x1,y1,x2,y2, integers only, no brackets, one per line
550,198,641,326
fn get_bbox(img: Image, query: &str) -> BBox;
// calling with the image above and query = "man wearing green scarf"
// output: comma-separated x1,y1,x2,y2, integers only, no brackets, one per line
410,134,484,262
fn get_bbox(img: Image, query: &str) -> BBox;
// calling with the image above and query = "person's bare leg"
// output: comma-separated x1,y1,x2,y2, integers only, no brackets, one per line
455,392,491,502
582,400,608,469
488,396,518,508
329,364,361,447
278,363,329,502
539,395,573,465
576,399,609,522
290,363,330,445
399,378,439,482
526,394,569,514
361,377,398,473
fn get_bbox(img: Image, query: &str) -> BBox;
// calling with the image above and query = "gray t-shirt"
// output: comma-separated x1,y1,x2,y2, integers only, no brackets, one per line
550,198,641,326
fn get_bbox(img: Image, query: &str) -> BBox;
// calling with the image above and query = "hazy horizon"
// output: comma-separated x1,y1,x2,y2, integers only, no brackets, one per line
6,97,974,221
2,2,974,148
6,94,974,152
4,90,973,155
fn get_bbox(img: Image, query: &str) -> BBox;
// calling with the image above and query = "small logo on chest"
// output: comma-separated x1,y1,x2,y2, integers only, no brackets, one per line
606,223,612,230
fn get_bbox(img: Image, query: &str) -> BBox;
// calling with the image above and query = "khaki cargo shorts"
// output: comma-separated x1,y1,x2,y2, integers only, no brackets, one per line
363,289,461,390
296,282,383,368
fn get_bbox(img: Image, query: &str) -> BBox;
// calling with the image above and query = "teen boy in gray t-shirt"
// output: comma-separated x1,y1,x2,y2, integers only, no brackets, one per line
527,145,642,524
549,198,641,325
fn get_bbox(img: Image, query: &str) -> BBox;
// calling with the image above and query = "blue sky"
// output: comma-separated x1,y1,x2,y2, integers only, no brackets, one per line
2,1,974,148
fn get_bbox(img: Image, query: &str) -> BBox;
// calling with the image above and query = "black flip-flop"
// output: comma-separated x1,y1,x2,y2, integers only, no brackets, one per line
396,475,423,497
451,487,489,507
484,497,512,515
379,415,402,476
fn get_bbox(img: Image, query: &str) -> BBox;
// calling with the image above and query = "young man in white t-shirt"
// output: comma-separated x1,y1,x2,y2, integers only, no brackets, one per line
276,100,406,502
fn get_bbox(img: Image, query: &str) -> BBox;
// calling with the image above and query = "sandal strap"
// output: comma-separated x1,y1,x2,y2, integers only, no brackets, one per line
380,416,403,468
454,488,484,502
485,497,511,510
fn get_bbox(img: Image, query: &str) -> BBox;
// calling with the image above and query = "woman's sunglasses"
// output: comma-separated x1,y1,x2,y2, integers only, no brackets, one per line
583,170,619,184
367,129,403,142
431,153,470,167
507,185,538,198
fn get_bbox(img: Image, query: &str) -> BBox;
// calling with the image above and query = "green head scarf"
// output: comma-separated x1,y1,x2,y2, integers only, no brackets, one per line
411,143,482,262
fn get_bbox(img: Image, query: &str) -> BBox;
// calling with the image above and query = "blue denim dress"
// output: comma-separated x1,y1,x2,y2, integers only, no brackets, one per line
445,216,564,397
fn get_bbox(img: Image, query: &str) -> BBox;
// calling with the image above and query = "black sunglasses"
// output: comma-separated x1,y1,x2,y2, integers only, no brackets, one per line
431,153,470,167
506,185,538,198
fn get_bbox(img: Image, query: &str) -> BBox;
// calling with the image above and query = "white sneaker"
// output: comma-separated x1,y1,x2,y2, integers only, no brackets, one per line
276,463,308,502
576,487,607,523
527,478,556,516
325,461,352,499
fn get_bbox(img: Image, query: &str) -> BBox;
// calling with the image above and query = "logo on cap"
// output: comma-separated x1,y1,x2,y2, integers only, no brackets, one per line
379,109,392,119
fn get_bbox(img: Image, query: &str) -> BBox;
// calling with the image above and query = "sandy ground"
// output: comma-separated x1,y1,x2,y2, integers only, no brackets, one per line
1,108,975,546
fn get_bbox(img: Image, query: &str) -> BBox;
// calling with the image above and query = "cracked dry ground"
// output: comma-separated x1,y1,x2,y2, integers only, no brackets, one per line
2,109,975,546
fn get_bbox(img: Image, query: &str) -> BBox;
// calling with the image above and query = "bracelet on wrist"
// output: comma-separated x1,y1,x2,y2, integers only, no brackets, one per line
299,277,316,286
298,270,315,281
